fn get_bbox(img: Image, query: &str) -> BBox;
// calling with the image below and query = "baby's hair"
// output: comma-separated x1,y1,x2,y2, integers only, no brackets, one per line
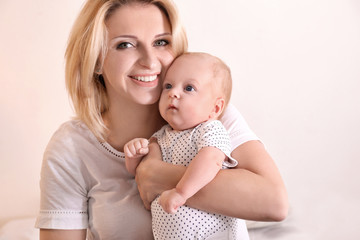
210,55,232,109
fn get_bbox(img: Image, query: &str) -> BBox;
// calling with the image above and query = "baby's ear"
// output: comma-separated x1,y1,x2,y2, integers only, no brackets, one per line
210,97,225,119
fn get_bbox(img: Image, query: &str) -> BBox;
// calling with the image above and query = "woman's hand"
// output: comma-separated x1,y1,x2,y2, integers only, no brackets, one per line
135,140,185,209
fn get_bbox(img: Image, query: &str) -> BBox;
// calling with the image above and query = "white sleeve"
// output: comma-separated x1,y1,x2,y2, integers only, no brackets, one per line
196,120,238,168
35,123,89,230
220,103,260,151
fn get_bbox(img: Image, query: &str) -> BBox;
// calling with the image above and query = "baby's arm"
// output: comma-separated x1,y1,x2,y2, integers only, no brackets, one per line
124,138,149,176
159,146,225,214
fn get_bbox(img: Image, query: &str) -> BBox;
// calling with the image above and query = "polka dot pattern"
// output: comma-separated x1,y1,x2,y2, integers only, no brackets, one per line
152,198,240,239
151,120,246,239
152,120,238,168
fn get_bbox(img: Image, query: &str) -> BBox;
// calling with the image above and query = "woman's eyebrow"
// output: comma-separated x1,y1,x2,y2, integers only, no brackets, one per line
155,32,172,38
110,32,171,42
111,35,137,41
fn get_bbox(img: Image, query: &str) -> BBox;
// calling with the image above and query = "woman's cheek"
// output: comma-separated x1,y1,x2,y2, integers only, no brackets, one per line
160,53,175,81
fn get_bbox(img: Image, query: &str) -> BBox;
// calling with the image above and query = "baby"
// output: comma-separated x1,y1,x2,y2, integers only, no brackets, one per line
125,52,249,239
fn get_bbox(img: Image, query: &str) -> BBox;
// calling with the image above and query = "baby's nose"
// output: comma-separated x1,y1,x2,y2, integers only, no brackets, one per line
169,89,180,98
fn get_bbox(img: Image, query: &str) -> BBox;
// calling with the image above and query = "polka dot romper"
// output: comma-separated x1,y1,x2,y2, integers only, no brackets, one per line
151,120,249,240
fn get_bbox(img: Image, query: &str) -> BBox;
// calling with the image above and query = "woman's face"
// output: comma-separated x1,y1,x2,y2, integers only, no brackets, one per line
102,3,174,106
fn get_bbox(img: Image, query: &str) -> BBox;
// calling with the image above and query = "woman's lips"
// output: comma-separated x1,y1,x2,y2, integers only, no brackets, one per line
131,74,158,82
129,74,159,87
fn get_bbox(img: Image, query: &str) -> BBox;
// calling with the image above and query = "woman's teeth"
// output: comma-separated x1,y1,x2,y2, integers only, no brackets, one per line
133,75,157,82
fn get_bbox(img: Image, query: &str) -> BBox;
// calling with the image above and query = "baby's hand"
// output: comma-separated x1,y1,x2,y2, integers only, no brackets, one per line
158,189,186,214
124,138,149,159
124,138,149,176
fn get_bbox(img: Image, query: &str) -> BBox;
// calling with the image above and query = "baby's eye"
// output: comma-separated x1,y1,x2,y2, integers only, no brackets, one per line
116,42,134,49
154,39,169,47
185,85,195,92
164,83,172,89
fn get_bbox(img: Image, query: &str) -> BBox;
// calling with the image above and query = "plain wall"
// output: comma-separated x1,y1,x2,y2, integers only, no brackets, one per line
1,0,359,238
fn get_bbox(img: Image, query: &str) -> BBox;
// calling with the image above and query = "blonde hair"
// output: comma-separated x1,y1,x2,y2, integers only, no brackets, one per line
65,0,188,141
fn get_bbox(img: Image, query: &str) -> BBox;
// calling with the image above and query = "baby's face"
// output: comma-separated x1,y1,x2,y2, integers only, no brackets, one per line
159,54,220,131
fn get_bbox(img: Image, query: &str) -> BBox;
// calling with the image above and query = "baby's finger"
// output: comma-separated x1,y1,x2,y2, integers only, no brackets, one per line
169,206,177,214
134,140,143,152
128,143,138,157
124,144,132,157
140,139,149,148
138,147,149,155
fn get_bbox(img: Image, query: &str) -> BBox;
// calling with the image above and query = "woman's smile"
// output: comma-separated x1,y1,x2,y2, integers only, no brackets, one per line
131,74,158,82
130,74,160,87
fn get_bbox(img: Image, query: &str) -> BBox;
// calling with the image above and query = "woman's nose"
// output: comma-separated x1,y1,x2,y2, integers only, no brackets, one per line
138,47,158,69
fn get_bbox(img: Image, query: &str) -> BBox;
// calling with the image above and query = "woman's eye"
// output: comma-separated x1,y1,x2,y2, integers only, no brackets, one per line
185,85,195,92
116,42,134,49
154,39,169,47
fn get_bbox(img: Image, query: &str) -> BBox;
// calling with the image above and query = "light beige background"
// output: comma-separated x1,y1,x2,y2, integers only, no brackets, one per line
1,0,359,239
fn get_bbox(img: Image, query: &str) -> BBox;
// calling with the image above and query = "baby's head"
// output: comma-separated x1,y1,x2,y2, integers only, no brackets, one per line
159,52,232,131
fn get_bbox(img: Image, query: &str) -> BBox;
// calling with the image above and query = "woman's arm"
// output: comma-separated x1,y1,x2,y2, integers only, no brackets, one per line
135,140,288,221
188,140,288,221
40,229,86,240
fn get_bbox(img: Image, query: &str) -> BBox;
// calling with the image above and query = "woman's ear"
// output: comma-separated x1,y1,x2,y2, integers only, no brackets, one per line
210,97,225,119
95,67,102,74
95,59,103,74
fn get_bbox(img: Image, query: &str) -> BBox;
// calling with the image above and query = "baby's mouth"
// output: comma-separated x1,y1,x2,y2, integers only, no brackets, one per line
168,104,177,110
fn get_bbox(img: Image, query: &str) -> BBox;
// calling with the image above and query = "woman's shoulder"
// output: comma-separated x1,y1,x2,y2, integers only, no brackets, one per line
45,119,97,158
220,103,249,134
51,119,94,141
220,103,260,149
220,103,244,126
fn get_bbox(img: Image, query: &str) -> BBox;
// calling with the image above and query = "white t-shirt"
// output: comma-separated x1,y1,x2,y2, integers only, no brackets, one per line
35,104,259,240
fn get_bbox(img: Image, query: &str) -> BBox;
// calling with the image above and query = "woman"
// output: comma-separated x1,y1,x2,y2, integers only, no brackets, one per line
36,0,288,239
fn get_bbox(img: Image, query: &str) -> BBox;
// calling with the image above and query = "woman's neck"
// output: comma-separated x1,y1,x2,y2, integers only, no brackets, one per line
102,100,165,152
